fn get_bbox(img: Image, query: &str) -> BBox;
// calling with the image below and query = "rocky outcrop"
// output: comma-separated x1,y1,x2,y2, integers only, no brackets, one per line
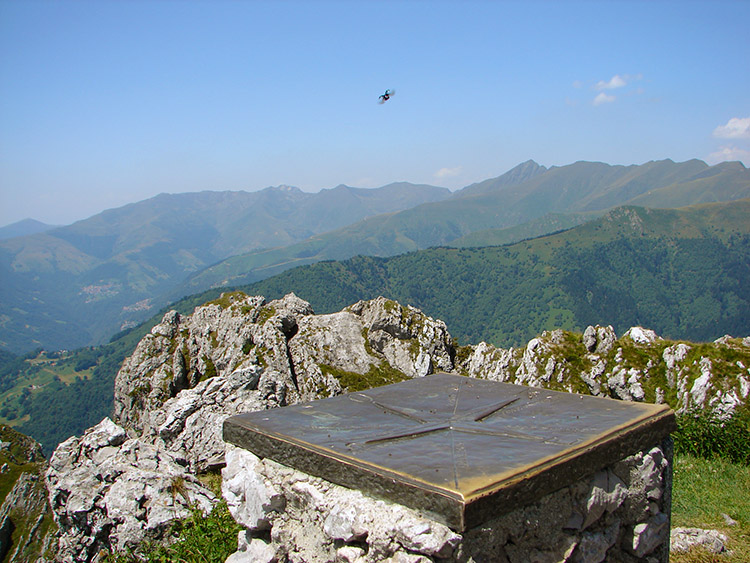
670,527,729,554
48,293,457,561
110,293,457,478
114,293,455,437
289,297,454,399
113,293,301,435
41,293,750,561
0,472,55,563
0,425,54,563
46,418,216,562
146,364,267,473
583,325,617,355
460,324,750,418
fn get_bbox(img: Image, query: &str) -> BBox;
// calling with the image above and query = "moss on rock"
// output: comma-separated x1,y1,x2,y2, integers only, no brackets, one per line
205,291,249,310
319,362,409,392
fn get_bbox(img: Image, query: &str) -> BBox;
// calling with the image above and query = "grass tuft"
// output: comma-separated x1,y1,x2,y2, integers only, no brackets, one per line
103,500,242,563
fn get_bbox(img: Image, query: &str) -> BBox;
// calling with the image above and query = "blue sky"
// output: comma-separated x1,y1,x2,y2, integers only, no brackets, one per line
1,0,749,227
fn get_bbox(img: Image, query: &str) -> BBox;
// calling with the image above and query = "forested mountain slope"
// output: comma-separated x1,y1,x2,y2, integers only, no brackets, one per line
245,200,750,347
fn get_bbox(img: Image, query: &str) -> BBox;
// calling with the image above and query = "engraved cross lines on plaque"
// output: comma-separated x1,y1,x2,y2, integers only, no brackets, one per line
345,378,582,489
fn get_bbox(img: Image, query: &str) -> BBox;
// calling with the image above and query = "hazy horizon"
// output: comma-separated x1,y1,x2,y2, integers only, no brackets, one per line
2,0,748,226
3,155,746,231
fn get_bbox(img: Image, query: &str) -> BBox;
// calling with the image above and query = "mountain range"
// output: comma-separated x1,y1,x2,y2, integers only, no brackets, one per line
176,159,749,292
0,183,449,352
1,158,748,353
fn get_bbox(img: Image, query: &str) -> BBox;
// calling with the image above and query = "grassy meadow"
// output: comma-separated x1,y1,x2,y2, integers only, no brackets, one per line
672,454,750,562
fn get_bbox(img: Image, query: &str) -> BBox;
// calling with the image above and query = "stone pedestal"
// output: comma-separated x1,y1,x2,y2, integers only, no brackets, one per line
222,374,675,562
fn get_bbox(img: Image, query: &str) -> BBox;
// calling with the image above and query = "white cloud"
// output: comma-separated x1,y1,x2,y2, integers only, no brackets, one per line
593,92,616,106
713,117,750,139
707,146,750,165
434,166,463,178
596,74,626,90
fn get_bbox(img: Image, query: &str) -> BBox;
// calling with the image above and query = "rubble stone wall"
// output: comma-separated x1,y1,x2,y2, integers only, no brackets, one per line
222,438,673,563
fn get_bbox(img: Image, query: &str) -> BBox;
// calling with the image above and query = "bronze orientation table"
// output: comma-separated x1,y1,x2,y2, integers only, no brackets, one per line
224,373,676,531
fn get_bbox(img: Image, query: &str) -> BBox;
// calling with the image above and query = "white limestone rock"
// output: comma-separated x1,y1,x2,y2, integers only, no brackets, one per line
323,503,367,542
114,293,310,434
46,418,215,562
393,517,460,558
222,446,283,531
624,327,660,344
515,337,547,387
288,297,456,400
630,512,669,558
583,325,617,355
462,341,517,382
709,387,744,420
222,451,461,563
384,552,434,563
115,293,459,436
689,357,714,408
670,527,728,554
662,343,690,388
583,326,597,352
574,521,619,563
149,365,267,472
336,545,367,563
221,442,675,563
581,469,627,530
0,470,53,563
349,297,454,375
226,530,277,563
739,375,750,398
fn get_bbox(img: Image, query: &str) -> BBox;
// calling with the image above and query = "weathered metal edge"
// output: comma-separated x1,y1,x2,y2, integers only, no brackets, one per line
462,406,677,529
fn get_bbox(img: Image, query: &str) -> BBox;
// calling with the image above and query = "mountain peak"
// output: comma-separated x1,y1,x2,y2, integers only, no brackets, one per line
274,184,303,193
0,218,58,240
455,159,547,197
503,160,547,182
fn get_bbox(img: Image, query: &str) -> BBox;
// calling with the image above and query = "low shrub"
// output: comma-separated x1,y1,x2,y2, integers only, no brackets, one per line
673,407,750,465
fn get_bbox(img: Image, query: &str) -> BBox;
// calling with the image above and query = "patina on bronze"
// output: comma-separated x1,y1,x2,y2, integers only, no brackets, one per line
224,373,676,531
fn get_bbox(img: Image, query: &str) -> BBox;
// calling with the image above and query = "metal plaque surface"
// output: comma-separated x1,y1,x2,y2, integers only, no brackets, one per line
224,373,675,530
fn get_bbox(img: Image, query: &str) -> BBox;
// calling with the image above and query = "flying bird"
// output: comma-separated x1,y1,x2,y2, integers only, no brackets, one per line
378,89,395,104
